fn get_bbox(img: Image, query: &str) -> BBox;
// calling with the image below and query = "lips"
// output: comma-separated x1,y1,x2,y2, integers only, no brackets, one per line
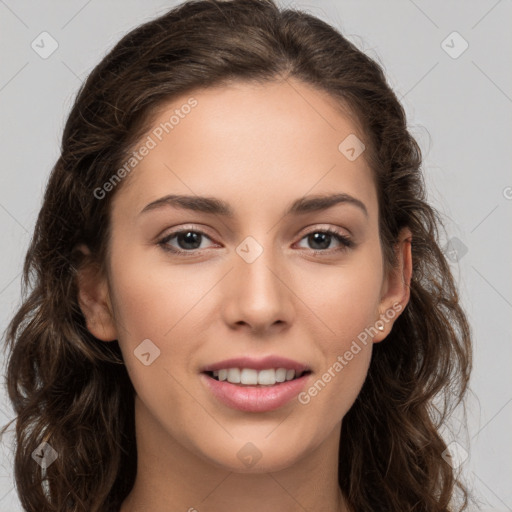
201,372,311,412
200,356,312,412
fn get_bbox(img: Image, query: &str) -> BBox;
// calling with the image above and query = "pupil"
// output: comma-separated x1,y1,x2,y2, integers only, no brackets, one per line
178,231,201,250
309,232,330,250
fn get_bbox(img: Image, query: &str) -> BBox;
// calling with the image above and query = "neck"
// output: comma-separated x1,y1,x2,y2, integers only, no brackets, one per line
120,396,349,512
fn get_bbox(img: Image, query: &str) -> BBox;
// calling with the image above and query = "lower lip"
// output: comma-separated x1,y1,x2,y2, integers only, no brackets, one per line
201,372,310,412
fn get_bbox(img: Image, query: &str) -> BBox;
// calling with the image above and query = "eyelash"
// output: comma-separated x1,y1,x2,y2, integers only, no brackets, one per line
157,226,354,257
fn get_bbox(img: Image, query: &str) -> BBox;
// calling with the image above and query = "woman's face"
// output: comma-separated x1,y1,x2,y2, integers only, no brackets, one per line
80,78,410,473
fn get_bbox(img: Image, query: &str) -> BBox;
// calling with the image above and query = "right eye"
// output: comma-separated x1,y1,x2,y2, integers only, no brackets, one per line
158,228,218,256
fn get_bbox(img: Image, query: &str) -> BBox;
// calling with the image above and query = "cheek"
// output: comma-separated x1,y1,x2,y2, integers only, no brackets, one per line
297,295,374,433
304,250,384,343
108,244,207,342
109,269,198,387
296,251,382,414
108,260,203,437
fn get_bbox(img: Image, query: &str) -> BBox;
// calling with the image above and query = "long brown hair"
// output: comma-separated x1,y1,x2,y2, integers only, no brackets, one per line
1,0,472,510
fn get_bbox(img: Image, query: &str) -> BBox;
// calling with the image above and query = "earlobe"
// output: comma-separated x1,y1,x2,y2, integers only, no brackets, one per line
373,227,413,343
74,244,118,342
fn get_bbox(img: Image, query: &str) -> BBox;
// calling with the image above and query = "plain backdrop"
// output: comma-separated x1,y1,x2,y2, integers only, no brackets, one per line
0,1,511,510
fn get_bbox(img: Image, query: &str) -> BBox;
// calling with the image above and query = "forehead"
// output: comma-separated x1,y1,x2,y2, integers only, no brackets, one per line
111,79,378,222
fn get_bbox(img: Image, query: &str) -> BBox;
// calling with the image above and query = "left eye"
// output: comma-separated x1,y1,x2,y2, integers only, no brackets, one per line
296,229,353,252
158,228,353,255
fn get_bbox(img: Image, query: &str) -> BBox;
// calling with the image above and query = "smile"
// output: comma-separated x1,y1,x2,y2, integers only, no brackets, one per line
201,371,312,412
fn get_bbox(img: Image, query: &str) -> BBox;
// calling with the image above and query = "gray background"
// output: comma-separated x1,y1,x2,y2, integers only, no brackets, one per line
0,1,511,510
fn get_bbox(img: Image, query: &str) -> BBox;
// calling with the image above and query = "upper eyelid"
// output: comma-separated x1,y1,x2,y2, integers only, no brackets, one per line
159,225,217,242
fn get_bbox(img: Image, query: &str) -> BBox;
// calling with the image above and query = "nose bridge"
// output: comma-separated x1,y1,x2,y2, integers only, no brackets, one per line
224,233,292,328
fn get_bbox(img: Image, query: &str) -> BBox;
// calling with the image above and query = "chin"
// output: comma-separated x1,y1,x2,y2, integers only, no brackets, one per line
196,436,311,474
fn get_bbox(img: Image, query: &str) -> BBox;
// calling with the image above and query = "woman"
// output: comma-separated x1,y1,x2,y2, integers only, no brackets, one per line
1,0,473,510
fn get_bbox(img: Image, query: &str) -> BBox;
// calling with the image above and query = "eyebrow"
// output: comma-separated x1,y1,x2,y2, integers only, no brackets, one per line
139,192,368,218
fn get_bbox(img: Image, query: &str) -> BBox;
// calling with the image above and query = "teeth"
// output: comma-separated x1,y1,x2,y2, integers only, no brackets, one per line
241,369,258,385
257,369,276,386
275,368,287,383
227,368,241,383
211,367,302,385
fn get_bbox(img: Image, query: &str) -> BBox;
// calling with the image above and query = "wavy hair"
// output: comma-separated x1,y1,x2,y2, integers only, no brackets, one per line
1,0,472,510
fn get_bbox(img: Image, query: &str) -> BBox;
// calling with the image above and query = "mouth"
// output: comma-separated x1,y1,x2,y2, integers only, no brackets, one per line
200,356,313,412
201,368,312,412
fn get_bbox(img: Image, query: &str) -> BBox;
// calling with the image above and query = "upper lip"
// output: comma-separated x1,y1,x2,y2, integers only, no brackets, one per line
201,356,311,373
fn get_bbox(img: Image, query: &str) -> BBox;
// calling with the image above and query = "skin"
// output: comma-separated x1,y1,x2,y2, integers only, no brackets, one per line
77,78,412,512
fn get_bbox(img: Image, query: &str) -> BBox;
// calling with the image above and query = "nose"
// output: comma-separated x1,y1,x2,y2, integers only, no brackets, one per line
221,240,294,335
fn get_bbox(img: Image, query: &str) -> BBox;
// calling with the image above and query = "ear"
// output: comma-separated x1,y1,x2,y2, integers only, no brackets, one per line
74,243,118,342
373,227,413,343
